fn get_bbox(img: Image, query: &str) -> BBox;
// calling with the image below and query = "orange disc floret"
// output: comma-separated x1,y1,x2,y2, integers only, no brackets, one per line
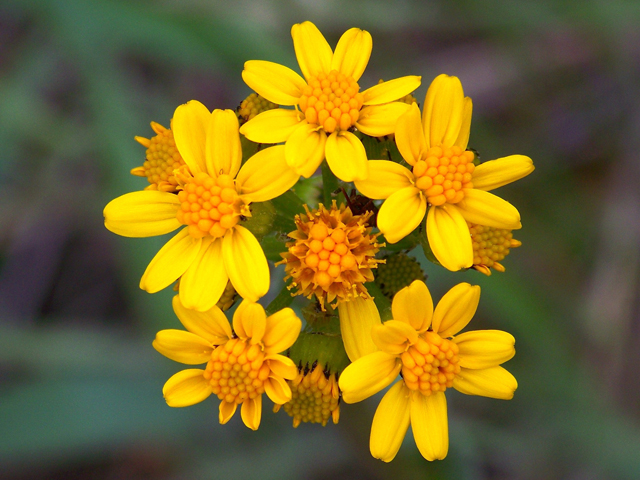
278,201,384,309
275,364,341,427
400,331,461,396
203,338,269,404
412,146,475,206
298,70,364,133
237,93,278,125
132,122,187,192
468,222,521,275
175,170,243,239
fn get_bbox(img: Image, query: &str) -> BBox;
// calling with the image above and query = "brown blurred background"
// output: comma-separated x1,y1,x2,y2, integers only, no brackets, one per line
1,0,640,479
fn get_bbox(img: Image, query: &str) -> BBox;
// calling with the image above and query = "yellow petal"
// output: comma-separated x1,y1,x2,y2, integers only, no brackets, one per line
377,186,426,244
338,296,381,361
239,108,302,144
422,74,465,149
454,97,472,150
431,282,480,337
395,102,427,166
472,155,535,192
222,225,269,302
206,109,241,178
284,123,326,178
426,204,473,271
291,21,332,80
370,381,411,462
391,280,433,332
104,191,181,237
242,60,306,106
179,237,228,312
237,145,300,203
219,400,237,424
163,369,211,407
362,76,421,105
456,189,521,230
140,228,201,294
264,375,292,404
171,295,232,343
453,366,518,399
339,352,401,403
354,160,413,200
411,391,449,461
356,103,412,137
266,354,298,380
172,100,209,173
454,330,515,369
232,299,267,344
153,329,213,364
371,321,418,355
331,28,372,81
241,396,262,430
263,308,302,354
325,131,369,182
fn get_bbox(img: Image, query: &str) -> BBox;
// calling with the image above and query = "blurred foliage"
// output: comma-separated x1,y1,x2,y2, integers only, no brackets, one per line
1,0,640,479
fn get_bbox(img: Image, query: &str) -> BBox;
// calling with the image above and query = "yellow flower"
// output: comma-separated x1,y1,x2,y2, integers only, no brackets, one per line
468,222,521,275
354,74,534,271
131,121,187,192
339,280,517,462
240,21,421,182
278,201,383,309
104,102,300,311
153,296,301,430
273,363,341,428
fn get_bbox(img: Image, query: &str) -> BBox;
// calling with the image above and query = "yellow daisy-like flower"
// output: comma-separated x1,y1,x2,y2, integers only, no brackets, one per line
278,201,383,309
240,21,421,182
104,102,299,311
354,74,534,271
468,222,521,275
339,280,517,462
153,296,301,430
131,121,187,192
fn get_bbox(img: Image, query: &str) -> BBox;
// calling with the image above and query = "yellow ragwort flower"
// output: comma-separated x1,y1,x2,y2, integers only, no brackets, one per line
237,92,278,125
278,201,383,309
468,222,521,275
131,121,187,192
240,21,421,182
339,280,517,462
354,74,534,271
274,363,341,427
153,296,301,430
104,102,299,311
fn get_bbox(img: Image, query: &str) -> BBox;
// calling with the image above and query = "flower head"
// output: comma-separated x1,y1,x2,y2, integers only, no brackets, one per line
469,222,521,275
131,121,187,192
153,296,301,430
354,74,534,271
237,92,278,125
278,201,383,309
339,280,517,462
104,102,300,311
274,363,341,428
240,21,421,182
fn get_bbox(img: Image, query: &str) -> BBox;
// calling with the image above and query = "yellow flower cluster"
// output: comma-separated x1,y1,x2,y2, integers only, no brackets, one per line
102,20,533,461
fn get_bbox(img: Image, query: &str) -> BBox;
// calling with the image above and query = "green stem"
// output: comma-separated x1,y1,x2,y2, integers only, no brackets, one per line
265,286,294,316
321,162,339,207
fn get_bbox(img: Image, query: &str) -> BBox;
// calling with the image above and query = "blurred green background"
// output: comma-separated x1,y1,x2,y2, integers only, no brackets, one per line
2,0,640,478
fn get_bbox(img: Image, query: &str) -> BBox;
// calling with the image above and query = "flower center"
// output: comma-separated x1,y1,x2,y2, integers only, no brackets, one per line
412,146,475,206
305,222,357,288
237,92,278,125
298,70,364,133
279,364,340,428
400,331,460,396
469,223,521,273
203,338,270,405
176,171,242,239
133,122,186,192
